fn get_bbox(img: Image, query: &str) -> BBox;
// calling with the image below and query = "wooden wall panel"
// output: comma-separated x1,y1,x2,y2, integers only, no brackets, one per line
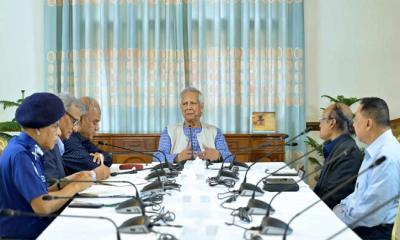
93,133,288,164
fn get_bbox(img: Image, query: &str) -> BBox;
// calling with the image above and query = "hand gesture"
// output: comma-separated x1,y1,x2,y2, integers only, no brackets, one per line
90,152,104,165
198,145,220,161
176,142,194,162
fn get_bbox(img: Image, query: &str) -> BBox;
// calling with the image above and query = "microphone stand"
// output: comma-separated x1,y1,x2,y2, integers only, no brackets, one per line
50,178,145,215
237,155,271,197
238,161,263,196
246,148,317,215
188,124,194,160
229,127,310,174
285,127,312,146
258,147,355,235
48,178,155,234
217,154,240,180
97,141,173,173
281,156,387,239
0,208,121,240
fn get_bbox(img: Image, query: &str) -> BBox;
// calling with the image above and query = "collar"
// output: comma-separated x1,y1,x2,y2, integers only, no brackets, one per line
73,132,88,143
323,134,348,159
19,131,44,159
365,129,393,161
183,122,202,129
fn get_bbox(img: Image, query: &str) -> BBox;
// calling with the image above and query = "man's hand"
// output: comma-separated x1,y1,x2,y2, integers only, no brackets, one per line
176,143,193,162
93,164,110,180
198,145,220,161
72,171,94,189
90,152,104,164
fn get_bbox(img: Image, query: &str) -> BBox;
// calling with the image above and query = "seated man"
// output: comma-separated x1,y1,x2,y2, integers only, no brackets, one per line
333,97,400,240
63,96,112,175
0,93,92,239
156,87,231,163
313,103,363,209
43,94,109,182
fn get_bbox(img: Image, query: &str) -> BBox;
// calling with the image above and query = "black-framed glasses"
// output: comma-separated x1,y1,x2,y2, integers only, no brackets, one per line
66,111,80,126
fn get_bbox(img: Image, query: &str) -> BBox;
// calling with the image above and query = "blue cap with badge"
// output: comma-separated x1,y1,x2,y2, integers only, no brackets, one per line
15,92,65,129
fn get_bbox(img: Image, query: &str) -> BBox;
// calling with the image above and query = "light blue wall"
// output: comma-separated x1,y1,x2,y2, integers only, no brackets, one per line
0,0,44,121
305,0,400,121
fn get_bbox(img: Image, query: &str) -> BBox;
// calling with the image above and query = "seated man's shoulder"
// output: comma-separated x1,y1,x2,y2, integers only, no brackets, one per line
64,132,84,145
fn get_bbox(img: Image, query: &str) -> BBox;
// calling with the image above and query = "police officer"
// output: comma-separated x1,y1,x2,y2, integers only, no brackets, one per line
0,92,93,239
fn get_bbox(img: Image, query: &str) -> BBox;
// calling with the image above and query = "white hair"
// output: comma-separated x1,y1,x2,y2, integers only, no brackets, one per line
180,87,204,106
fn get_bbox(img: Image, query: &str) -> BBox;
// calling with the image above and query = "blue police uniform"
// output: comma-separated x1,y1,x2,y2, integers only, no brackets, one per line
0,132,53,239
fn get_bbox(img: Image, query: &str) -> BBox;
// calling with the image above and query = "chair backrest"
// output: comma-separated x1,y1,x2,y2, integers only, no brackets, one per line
392,200,400,240
390,118,400,143
0,133,11,156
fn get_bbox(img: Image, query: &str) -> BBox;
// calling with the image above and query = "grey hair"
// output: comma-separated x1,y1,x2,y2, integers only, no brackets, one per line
56,93,82,113
180,87,204,105
79,96,100,116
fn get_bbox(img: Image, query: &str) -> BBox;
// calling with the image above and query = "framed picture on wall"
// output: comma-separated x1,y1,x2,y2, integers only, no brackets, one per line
251,112,276,132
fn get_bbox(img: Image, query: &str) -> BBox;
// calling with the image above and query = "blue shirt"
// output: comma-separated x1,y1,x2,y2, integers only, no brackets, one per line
43,141,66,181
156,125,231,163
62,132,112,175
322,134,348,160
0,132,52,239
334,129,400,228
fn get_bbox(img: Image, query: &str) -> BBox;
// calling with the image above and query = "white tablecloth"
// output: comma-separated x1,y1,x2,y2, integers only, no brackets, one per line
38,161,360,240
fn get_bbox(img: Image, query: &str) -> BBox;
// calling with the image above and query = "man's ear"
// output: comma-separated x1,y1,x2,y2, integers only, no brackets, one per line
366,118,373,131
329,118,336,129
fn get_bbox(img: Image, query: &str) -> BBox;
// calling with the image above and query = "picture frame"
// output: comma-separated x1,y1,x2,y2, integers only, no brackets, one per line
251,112,276,132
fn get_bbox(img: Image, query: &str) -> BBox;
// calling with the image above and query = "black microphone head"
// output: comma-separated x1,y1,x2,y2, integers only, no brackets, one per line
110,172,118,177
374,156,387,167
42,195,54,201
98,141,106,145
0,209,15,216
305,127,312,133
285,142,298,147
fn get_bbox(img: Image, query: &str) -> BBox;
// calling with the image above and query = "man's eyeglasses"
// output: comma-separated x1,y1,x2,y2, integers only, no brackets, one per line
66,112,80,126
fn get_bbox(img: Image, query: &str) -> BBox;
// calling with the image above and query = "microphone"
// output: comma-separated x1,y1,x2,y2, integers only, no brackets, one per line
237,154,272,197
48,178,144,214
98,141,181,182
97,141,171,173
0,208,121,240
188,124,194,160
246,148,317,215
110,169,138,177
285,127,312,146
258,147,356,235
285,142,298,147
144,169,179,182
217,154,240,181
229,127,309,171
281,155,387,239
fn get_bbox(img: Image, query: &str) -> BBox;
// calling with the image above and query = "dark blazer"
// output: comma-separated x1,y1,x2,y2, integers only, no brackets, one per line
62,132,112,175
314,134,363,209
43,143,66,181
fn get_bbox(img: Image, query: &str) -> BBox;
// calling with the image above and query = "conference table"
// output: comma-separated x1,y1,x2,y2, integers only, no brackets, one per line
38,160,360,240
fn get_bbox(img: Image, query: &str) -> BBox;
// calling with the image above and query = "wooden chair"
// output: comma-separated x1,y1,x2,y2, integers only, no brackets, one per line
390,118,400,142
0,133,11,156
